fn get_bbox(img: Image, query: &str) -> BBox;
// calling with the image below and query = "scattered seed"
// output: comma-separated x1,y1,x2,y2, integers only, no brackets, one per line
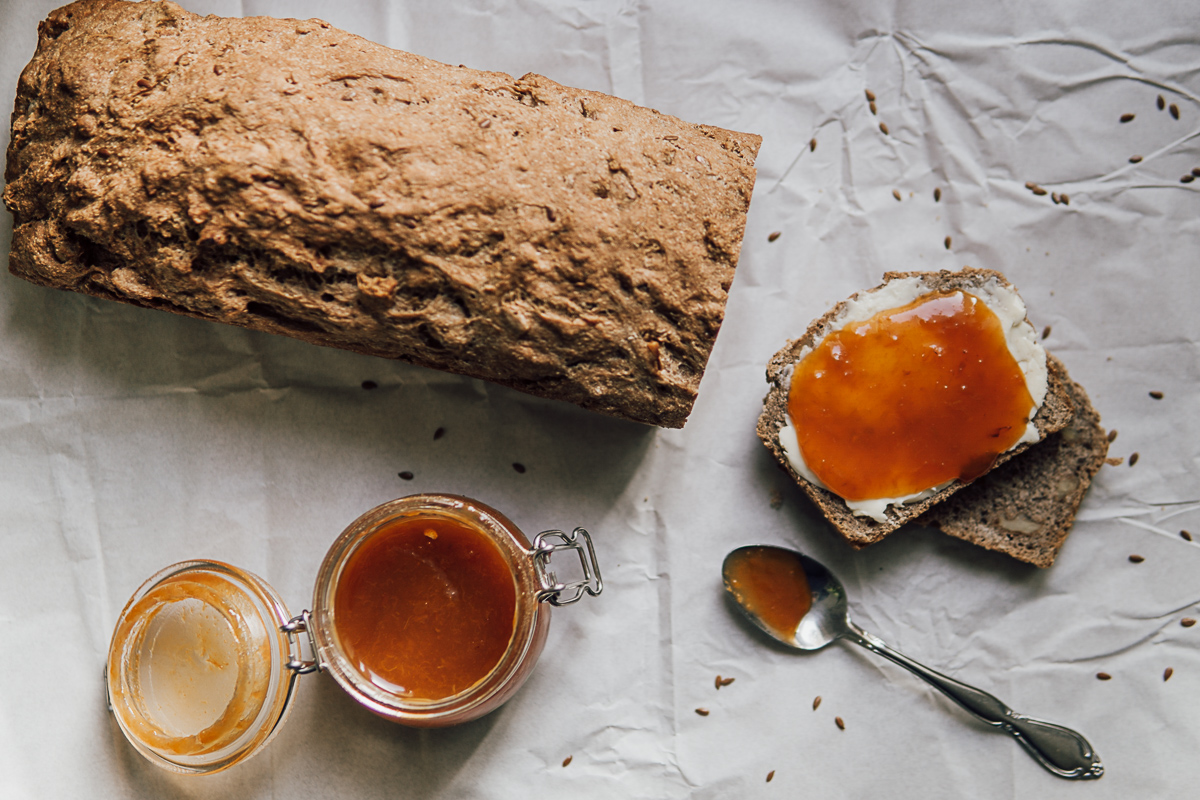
512,462,527,473
1157,94,1166,111
865,89,876,102
1061,193,1070,205
769,489,783,509
361,380,378,390
695,707,710,716
934,187,942,202
1164,667,1174,682
1149,390,1164,399
715,675,723,689
879,122,889,135
1025,181,1037,190
810,138,817,152
136,78,152,89
718,676,736,688
1182,530,1193,542
812,696,822,710
766,770,776,783
1120,113,1135,123
1129,155,1143,163
768,231,782,242
433,427,445,440
1182,175,1195,184
479,118,492,128
944,236,952,250
1052,192,1061,204
1193,168,1200,178
368,198,386,208
1107,429,1118,443
1169,103,1180,120
1182,618,1196,628
869,100,877,115
1129,452,1140,466
1096,672,1112,681
398,471,414,480
562,755,573,768
1042,325,1051,340
892,189,902,201
835,716,845,730
1032,187,1047,196
1129,554,1145,563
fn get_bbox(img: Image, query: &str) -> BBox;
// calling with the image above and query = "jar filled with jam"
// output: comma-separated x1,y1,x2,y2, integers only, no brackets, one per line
105,494,602,774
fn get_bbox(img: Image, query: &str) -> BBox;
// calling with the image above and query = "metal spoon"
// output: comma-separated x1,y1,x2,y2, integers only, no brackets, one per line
722,545,1103,780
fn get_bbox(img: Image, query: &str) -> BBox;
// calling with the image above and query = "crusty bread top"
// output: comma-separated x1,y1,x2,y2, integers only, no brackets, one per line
3,0,761,428
920,355,1108,567
757,268,1075,547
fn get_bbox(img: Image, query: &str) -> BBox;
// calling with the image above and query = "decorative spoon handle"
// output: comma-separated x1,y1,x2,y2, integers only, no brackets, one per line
843,622,1103,780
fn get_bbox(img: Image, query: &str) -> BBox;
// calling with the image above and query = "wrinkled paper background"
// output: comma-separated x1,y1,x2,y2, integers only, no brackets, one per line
1,0,1198,797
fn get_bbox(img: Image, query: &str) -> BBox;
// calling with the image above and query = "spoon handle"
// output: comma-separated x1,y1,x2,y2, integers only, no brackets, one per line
843,622,1103,780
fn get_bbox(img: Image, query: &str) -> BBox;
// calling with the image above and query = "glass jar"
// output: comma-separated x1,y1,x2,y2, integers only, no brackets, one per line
105,494,602,774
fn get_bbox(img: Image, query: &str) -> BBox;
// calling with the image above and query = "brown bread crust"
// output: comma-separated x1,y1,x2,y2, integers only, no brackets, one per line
757,268,1075,547
920,357,1108,567
3,0,761,428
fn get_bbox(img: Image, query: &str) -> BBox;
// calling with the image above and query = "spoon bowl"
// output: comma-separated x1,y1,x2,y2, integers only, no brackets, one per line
722,545,1104,781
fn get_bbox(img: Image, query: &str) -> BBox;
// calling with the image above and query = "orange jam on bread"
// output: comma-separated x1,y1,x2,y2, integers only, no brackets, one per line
334,515,518,701
787,290,1035,502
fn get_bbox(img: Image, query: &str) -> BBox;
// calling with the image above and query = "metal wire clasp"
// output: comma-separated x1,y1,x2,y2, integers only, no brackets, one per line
532,527,603,606
282,609,323,674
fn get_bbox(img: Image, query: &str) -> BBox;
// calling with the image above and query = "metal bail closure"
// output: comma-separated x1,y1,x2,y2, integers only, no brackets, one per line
282,609,323,674
532,527,603,606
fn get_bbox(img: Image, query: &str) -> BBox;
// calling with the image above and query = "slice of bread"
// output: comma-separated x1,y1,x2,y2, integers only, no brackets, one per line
918,356,1108,567
757,268,1075,547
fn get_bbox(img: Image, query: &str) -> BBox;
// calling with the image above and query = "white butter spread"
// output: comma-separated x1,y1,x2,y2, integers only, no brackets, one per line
778,275,1048,523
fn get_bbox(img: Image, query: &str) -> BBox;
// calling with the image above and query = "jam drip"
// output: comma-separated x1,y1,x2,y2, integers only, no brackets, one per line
787,290,1035,502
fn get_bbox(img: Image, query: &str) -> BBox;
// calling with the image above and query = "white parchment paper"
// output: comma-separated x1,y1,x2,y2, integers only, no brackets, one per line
1,0,1198,797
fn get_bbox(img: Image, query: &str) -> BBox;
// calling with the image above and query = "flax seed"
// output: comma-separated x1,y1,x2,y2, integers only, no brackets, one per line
1129,452,1139,466
944,236,952,250
1120,113,1135,123
1042,325,1051,340
879,122,889,135
1060,193,1070,204
434,427,445,440
1032,187,1047,196
1096,672,1112,680
1157,94,1166,110
893,189,902,201
1128,554,1144,563
1182,175,1195,184
512,462,527,473
934,187,942,202
812,696,822,710
1181,530,1193,542
562,755,573,767
1181,618,1196,628
766,770,776,783
865,89,876,102
398,471,414,480
1149,391,1164,399
1170,103,1180,120
695,708,710,716
835,716,845,730
1107,429,1118,443
1129,155,1143,163
1164,667,1174,682
869,101,877,115
768,231,782,242
810,138,817,152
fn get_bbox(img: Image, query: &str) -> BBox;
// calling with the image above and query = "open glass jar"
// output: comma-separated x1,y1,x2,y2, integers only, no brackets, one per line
105,494,602,775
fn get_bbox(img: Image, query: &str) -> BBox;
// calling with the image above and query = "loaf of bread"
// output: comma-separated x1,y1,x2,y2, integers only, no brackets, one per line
757,268,1077,549
921,359,1109,567
3,0,761,428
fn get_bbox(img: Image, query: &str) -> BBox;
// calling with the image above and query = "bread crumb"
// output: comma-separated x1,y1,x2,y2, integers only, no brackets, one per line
1164,667,1174,682
812,695,822,710
695,707,710,716
768,231,782,242
1105,456,1124,466
562,755,573,768
1096,672,1112,681
835,716,845,730
1149,391,1164,399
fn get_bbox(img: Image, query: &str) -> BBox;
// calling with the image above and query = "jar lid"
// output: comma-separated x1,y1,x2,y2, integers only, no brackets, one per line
105,561,299,774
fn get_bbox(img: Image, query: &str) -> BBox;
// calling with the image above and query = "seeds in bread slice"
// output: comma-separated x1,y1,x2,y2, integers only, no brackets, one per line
919,355,1108,567
757,268,1075,548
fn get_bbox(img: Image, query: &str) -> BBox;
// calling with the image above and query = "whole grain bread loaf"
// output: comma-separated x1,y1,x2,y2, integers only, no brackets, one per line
920,358,1108,567
757,268,1075,547
3,0,761,428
